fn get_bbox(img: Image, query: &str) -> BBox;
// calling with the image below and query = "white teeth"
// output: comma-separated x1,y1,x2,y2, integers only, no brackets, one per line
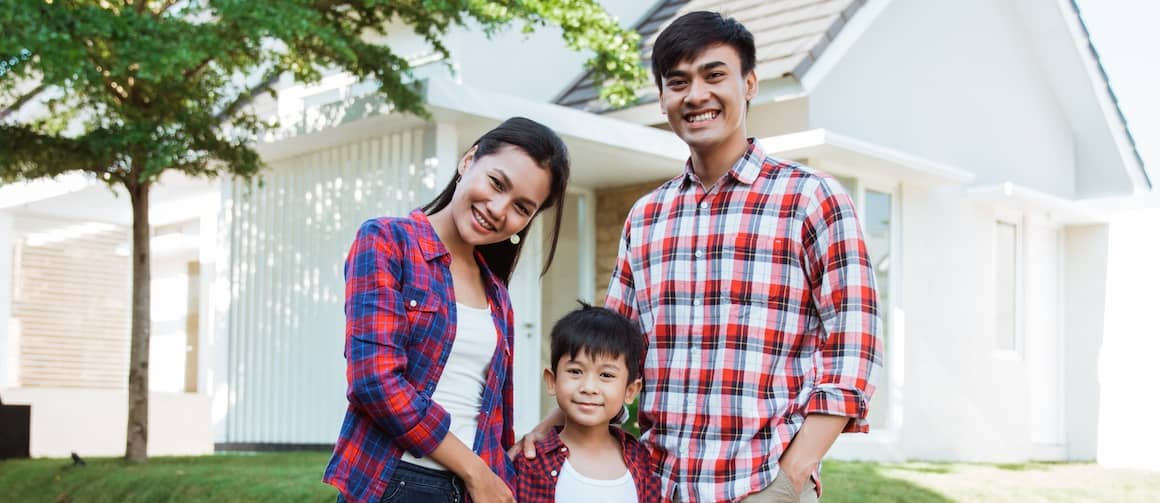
472,208,495,231
687,111,718,123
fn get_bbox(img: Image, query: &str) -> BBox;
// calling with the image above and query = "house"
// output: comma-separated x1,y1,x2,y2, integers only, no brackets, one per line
1,0,1158,470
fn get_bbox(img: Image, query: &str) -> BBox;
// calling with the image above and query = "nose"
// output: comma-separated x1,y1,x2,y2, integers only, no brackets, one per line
484,197,508,225
579,376,597,394
685,78,710,105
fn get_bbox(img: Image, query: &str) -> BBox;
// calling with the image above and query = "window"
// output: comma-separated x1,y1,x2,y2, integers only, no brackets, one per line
994,219,1021,353
831,174,896,431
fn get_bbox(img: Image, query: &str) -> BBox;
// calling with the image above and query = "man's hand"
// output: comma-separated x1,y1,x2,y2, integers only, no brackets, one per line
507,408,564,460
778,413,849,493
777,448,815,494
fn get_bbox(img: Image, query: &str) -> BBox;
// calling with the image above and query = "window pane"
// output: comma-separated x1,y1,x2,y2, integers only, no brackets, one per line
864,190,891,430
995,222,1018,351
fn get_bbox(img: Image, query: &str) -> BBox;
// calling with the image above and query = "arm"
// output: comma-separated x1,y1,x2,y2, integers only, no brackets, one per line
782,178,884,490
344,220,450,457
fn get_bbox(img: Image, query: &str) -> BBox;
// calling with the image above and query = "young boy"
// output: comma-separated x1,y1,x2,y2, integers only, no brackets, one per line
513,304,660,502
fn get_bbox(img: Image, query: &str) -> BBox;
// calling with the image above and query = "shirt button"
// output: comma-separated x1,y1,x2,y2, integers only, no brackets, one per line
699,202,709,210
692,299,701,306
694,249,703,258
551,470,558,477
408,300,417,308
560,447,567,453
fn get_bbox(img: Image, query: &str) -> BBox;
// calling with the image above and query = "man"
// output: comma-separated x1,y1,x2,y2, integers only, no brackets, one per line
519,11,882,502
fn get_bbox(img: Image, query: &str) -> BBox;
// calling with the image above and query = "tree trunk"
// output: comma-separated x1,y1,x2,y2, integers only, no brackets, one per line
125,179,151,463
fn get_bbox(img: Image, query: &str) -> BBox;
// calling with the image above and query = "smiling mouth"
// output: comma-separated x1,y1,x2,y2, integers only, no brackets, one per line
471,207,496,232
573,401,603,407
684,111,719,123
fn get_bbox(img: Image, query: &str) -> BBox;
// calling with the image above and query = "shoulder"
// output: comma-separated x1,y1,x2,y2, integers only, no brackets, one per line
355,214,418,240
757,155,853,209
624,177,685,225
609,426,649,458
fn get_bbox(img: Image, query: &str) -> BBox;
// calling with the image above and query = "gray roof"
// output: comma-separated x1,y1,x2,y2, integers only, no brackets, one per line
555,0,866,112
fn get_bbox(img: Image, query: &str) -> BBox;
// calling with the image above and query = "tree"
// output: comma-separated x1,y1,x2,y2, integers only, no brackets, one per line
0,0,645,463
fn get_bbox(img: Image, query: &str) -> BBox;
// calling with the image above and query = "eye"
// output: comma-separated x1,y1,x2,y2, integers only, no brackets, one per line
566,368,582,376
515,203,532,217
600,372,616,379
666,78,687,90
488,175,502,190
708,71,725,80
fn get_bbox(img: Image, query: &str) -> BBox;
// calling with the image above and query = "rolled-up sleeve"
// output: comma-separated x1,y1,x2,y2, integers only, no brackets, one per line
800,179,883,433
344,220,450,455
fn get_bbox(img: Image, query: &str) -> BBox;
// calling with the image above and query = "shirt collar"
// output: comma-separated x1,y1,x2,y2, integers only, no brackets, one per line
409,208,506,294
408,209,450,263
535,424,636,456
681,138,765,188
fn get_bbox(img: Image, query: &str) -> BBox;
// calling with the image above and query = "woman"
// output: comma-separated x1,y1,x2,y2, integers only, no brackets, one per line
324,117,570,503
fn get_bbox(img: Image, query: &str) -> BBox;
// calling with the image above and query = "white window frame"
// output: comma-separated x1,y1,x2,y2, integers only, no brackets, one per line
993,209,1025,360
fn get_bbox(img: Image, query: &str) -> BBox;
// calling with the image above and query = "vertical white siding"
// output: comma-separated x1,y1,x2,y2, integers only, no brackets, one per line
223,127,436,444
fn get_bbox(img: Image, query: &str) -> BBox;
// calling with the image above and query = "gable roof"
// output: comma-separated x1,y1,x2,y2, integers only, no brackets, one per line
555,0,866,113
556,0,1149,190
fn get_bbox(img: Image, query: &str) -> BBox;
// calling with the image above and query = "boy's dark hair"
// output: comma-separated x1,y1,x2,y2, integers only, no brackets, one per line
550,302,643,382
651,11,756,90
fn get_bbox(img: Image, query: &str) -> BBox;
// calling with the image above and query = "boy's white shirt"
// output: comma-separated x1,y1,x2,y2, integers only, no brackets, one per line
554,458,637,502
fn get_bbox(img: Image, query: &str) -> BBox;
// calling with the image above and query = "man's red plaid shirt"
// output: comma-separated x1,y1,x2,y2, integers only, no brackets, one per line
605,139,883,502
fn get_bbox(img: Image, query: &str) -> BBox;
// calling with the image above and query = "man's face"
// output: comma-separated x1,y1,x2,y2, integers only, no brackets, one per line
658,43,757,153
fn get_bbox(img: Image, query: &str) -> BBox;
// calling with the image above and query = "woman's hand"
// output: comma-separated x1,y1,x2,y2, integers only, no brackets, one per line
463,462,516,503
507,407,564,460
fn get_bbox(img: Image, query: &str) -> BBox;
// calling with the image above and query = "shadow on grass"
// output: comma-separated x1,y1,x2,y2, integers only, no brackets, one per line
823,460,955,503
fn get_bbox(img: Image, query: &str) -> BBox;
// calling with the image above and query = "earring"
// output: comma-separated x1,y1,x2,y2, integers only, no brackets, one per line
509,234,521,245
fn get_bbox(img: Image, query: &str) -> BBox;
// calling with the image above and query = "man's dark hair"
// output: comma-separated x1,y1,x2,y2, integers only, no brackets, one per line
549,302,644,382
651,11,756,89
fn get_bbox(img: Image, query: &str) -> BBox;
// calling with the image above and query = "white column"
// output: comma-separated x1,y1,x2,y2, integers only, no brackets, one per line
0,212,14,389
210,180,233,443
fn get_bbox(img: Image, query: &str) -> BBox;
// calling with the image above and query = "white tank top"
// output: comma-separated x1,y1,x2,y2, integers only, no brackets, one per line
555,458,638,503
400,302,498,470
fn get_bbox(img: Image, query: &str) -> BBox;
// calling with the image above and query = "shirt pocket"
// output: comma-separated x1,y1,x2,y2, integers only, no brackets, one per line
400,283,443,346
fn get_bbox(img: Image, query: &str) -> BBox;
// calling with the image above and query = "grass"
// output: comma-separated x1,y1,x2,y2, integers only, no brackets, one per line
3,453,1160,502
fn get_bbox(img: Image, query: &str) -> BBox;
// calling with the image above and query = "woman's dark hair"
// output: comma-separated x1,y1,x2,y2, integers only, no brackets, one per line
549,302,644,382
422,116,570,284
651,11,756,90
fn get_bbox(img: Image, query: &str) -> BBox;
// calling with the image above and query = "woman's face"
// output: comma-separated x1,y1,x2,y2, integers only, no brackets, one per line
449,144,552,247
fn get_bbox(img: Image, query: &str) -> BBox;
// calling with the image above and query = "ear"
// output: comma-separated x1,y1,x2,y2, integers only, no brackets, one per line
744,70,758,102
457,145,479,176
623,378,642,405
543,368,557,396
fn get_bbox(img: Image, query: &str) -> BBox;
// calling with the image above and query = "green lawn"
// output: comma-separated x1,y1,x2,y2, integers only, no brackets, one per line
2,453,1159,502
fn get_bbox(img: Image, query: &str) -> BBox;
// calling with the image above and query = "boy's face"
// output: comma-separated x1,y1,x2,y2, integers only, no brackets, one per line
545,350,642,428
658,43,757,154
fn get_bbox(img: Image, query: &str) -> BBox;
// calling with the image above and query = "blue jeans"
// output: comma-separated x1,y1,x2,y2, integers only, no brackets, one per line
377,461,466,503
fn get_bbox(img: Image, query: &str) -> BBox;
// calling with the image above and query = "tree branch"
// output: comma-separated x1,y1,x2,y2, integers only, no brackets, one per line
0,83,49,120
154,0,178,17
213,72,280,125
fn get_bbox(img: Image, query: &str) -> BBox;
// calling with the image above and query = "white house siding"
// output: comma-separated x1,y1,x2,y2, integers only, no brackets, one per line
0,213,213,457
808,0,1077,199
219,126,437,445
1089,209,1160,471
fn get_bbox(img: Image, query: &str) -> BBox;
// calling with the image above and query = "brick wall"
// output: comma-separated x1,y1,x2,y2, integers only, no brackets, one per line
593,179,671,305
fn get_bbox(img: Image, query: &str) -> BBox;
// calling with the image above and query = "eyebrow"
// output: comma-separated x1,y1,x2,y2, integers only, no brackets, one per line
494,169,540,210
665,61,728,80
